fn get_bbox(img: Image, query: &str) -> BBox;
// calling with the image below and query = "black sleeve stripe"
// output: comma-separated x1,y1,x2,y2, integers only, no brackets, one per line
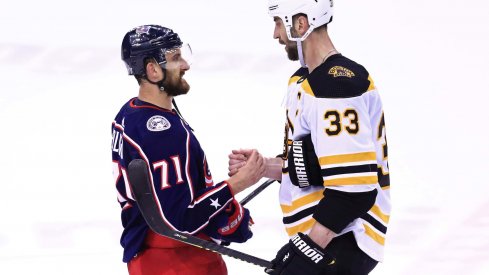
361,213,387,234
282,206,316,225
321,164,377,177
377,167,390,189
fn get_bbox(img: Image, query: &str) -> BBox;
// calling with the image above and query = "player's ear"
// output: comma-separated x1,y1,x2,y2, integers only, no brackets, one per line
295,14,309,36
146,60,161,82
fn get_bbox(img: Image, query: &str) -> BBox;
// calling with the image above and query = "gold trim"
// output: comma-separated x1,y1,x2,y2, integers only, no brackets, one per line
324,176,378,186
289,76,301,86
363,223,385,245
367,75,376,91
301,79,315,97
369,205,390,224
285,218,316,236
280,190,323,214
319,152,377,166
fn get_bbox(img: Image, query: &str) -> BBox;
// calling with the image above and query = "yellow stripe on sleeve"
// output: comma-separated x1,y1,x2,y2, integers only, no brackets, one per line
363,223,385,245
285,218,316,236
319,152,377,166
369,205,390,224
324,176,378,186
280,190,324,214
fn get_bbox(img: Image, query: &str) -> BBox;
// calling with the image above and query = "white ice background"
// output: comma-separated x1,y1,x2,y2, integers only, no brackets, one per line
1,0,488,274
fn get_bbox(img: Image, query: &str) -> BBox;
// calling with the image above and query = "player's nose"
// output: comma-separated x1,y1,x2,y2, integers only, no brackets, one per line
181,59,190,71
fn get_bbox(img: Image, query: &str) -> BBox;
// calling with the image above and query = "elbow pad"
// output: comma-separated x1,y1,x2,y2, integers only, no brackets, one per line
313,188,378,234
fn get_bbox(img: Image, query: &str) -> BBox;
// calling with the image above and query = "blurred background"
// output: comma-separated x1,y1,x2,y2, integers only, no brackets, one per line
1,0,488,274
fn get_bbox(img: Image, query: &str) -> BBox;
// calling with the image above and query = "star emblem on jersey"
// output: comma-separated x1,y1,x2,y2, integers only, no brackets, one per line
147,115,171,132
210,198,221,209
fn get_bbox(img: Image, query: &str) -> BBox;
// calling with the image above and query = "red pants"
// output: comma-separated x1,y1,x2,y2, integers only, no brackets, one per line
128,230,228,275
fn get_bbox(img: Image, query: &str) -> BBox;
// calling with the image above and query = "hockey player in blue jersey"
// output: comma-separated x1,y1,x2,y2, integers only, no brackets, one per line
112,25,266,275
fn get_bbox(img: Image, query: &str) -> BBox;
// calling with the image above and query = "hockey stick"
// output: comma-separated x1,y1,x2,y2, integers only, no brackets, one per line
240,179,276,206
127,159,273,269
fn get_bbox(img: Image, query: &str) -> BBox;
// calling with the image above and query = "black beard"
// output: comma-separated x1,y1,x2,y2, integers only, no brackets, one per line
286,42,299,61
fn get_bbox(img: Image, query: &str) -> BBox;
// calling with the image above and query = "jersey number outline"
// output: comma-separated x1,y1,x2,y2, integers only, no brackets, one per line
153,156,184,189
324,109,359,136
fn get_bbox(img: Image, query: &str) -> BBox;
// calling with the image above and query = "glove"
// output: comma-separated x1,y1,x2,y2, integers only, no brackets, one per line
218,199,253,243
265,232,336,275
202,199,253,244
287,134,323,188
207,200,253,245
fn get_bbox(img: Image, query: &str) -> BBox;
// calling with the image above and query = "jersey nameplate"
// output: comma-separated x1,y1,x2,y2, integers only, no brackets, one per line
147,115,171,132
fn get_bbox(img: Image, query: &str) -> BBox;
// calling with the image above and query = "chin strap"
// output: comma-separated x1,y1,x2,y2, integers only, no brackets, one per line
297,40,306,68
145,68,167,91
290,25,314,69
172,98,194,131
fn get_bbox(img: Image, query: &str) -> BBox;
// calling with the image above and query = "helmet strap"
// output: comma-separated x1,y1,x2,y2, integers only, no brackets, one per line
297,40,306,68
172,98,193,131
145,68,167,91
286,24,314,68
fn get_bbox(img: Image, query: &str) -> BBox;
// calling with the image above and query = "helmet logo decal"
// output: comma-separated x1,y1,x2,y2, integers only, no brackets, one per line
328,66,355,78
147,115,171,131
135,26,151,34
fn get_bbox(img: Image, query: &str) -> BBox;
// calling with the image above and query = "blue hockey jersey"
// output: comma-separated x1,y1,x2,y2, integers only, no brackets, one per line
111,98,249,262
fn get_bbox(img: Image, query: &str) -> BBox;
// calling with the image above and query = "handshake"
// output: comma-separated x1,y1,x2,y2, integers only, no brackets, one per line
225,149,267,195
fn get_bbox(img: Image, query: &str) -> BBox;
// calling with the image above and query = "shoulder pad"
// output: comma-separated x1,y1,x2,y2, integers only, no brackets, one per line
289,67,309,86
305,55,373,98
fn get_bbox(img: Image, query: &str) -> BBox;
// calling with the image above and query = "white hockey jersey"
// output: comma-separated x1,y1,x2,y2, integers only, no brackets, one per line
279,54,391,261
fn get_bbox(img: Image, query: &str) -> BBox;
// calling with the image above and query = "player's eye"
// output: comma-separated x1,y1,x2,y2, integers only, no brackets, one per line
172,54,181,61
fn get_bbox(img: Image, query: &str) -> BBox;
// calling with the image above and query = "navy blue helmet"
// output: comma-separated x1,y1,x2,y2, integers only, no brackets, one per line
121,25,183,76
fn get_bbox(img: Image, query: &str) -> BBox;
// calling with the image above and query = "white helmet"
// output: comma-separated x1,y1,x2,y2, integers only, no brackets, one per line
268,0,334,42
268,0,333,67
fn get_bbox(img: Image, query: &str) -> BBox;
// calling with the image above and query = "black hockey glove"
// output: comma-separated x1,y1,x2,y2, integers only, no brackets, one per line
265,232,336,275
288,134,323,188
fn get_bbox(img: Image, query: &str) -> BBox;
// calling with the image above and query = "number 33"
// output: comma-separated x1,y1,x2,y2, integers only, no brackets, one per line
324,109,359,136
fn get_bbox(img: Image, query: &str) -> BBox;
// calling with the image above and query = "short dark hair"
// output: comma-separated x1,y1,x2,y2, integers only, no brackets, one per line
134,58,156,84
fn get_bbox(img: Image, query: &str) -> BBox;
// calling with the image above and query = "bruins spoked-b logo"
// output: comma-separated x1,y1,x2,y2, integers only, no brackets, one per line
147,115,171,131
328,66,355,78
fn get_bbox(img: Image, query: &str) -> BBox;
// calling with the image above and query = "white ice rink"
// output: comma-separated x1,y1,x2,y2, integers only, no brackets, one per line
1,0,488,274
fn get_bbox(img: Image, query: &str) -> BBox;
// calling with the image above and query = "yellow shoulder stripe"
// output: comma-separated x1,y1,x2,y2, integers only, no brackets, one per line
363,223,385,245
367,75,376,91
288,76,301,86
369,205,390,224
285,218,316,236
280,190,323,214
319,152,377,166
324,176,378,186
301,79,315,97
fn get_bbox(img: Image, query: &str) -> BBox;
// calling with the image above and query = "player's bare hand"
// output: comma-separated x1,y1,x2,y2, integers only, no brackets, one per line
228,150,248,176
227,150,266,194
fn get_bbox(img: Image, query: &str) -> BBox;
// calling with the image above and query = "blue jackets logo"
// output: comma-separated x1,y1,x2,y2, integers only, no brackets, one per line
147,115,171,131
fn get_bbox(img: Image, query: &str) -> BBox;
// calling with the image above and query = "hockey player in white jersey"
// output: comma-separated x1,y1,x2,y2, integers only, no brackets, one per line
229,0,391,274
